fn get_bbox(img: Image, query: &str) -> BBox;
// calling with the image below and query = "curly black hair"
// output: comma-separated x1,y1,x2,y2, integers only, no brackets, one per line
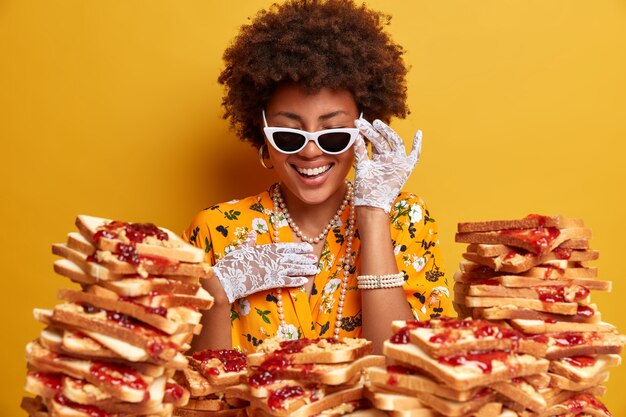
218,0,410,148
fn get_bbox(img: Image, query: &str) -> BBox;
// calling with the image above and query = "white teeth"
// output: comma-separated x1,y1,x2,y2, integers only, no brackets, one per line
296,165,331,177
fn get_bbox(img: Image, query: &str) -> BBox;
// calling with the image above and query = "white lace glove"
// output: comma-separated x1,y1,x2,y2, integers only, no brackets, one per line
212,232,318,303
353,118,422,213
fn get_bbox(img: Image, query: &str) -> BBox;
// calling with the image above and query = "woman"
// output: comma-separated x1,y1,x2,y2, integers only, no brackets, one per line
184,0,452,353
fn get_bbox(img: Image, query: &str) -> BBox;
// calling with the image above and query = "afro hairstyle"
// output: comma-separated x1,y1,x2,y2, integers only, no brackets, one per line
218,0,410,148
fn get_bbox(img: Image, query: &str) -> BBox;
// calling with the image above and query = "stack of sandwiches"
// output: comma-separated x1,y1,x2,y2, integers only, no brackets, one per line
227,337,384,416
173,348,249,416
365,318,551,417
22,215,215,417
451,214,625,416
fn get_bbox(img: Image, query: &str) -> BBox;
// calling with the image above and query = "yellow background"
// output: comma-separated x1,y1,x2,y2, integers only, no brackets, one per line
2,0,625,414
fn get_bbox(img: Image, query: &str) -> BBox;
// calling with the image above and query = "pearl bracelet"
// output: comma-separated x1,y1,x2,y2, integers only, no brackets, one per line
357,272,404,290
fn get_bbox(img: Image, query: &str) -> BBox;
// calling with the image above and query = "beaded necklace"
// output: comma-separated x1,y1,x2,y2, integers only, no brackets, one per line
271,181,355,340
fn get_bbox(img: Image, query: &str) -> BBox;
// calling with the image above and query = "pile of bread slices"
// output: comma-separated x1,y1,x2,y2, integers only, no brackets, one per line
22,215,214,417
21,214,625,417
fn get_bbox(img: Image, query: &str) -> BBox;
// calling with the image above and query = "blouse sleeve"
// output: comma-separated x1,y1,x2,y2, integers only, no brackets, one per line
181,208,217,266
389,193,454,320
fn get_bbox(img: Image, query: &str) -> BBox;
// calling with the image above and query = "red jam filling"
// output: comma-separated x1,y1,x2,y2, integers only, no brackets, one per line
553,247,573,260
278,338,326,354
248,354,294,387
30,372,63,392
577,305,595,318
94,221,168,244
552,333,586,347
500,227,560,255
119,297,168,317
543,265,565,279
525,214,549,227
267,385,306,410
427,319,522,346
536,286,589,303
165,382,186,402
89,363,147,391
564,394,611,415
387,364,420,375
438,350,510,373
55,394,109,417
191,349,247,374
562,356,597,367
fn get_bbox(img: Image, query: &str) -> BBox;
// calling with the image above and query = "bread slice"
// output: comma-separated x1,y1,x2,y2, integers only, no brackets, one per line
463,296,578,315
453,273,612,292
537,393,611,417
249,354,384,389
491,378,547,412
63,233,213,279
549,370,609,391
459,282,592,304
406,319,547,358
54,258,201,296
456,227,592,256
468,239,590,258
248,338,373,366
76,214,205,263
56,287,199,335
366,365,483,402
509,319,616,334
363,384,425,411
188,349,248,386
462,248,599,274
49,302,188,362
26,341,155,403
174,407,247,417
545,332,625,360
228,382,364,417
457,216,584,233
383,341,549,391
474,304,602,324
549,354,621,382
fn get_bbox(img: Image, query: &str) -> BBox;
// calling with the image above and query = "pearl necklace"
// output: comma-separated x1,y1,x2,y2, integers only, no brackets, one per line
272,182,353,244
271,181,356,340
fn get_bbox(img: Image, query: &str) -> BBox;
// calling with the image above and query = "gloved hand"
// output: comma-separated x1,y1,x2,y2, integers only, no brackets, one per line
353,118,422,213
212,232,318,303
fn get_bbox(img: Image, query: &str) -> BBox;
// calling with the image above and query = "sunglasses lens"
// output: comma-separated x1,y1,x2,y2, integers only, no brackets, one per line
318,132,353,153
272,131,307,152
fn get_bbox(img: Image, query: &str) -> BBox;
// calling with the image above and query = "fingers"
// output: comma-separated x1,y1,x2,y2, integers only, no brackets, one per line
283,276,309,288
409,129,423,165
281,252,318,266
353,135,369,164
355,118,390,154
372,119,403,153
271,241,314,254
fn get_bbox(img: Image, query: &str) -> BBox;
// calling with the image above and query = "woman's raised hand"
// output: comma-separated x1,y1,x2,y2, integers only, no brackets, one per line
211,231,318,303
353,118,422,213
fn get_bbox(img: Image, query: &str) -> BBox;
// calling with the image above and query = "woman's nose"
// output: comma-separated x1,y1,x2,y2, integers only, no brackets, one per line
298,139,324,157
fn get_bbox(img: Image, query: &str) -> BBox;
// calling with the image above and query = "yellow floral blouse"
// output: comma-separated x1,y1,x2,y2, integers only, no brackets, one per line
183,185,453,352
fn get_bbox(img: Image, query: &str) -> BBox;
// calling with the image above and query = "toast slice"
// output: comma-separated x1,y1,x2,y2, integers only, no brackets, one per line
453,272,612,292
468,239,590,258
383,341,549,391
549,354,621,382
457,215,584,233
26,341,155,403
76,214,205,263
54,258,201,296
63,233,213,278
491,377,547,412
463,296,579,315
474,304,601,324
49,302,188,362
456,227,592,256
405,318,547,358
249,354,384,389
549,370,609,391
544,332,625,360
463,248,599,274
457,282,591,304
362,385,425,411
366,365,483,402
509,319,616,334
188,349,248,386
248,337,372,366
56,287,200,335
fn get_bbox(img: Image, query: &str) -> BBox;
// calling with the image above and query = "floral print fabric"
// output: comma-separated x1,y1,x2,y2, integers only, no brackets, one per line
183,185,453,352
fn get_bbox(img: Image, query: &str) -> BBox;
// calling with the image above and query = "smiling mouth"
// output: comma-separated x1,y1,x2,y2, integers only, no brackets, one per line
295,164,332,177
